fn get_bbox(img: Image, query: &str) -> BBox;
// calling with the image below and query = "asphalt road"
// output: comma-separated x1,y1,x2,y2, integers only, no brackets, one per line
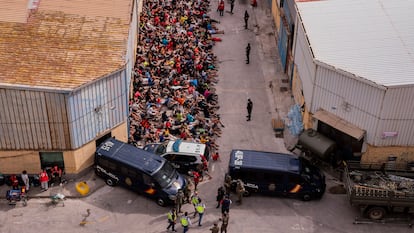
1,2,413,233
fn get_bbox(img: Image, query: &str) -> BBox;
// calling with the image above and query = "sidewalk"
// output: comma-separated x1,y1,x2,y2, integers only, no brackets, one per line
0,168,106,199
251,4,296,150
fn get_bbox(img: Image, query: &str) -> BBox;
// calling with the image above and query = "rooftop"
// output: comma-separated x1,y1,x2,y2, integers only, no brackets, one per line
296,0,414,87
0,0,132,91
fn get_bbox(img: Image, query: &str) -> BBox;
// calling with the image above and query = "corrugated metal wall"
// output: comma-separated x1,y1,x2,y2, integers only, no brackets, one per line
294,21,315,107
126,0,139,100
312,65,383,144
0,89,70,150
374,86,414,146
68,69,127,148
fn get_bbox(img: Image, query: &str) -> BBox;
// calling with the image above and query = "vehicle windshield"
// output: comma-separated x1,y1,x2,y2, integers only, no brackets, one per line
299,157,319,182
155,142,168,155
152,161,177,188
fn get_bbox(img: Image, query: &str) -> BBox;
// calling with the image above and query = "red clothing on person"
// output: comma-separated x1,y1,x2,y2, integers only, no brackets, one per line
218,1,225,11
39,171,49,182
192,171,200,184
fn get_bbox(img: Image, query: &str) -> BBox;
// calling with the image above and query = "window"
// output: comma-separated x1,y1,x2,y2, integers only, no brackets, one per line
98,157,117,171
142,174,152,185
175,154,197,163
39,152,64,170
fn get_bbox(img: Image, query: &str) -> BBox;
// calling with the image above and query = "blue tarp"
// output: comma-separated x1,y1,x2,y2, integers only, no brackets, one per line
287,104,303,136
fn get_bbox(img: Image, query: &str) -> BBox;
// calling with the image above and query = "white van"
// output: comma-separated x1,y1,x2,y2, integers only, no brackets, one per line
143,140,210,174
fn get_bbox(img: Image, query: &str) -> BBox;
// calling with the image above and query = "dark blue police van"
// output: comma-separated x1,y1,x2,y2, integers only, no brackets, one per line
228,150,326,201
95,138,186,206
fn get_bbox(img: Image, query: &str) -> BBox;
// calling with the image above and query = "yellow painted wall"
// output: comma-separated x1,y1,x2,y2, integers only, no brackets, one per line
271,0,280,35
0,151,40,174
0,122,128,174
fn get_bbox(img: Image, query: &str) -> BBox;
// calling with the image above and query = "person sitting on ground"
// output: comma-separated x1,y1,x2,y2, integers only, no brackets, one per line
50,165,63,185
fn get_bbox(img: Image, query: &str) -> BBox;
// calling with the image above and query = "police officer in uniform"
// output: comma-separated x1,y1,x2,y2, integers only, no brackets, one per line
181,212,192,233
244,10,249,29
245,43,251,64
196,199,206,226
246,98,253,121
175,189,185,213
167,208,178,232
210,223,220,233
220,212,230,233
224,174,232,195
236,179,245,204
191,192,200,217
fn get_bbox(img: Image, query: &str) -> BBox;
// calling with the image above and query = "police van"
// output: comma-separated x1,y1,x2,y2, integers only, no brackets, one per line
143,139,210,174
95,138,186,206
228,149,326,201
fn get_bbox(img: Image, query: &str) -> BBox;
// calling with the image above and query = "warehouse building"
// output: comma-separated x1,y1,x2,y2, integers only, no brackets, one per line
0,0,139,174
290,0,414,166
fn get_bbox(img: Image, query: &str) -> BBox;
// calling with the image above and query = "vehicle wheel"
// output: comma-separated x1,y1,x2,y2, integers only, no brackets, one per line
156,197,166,207
106,178,115,186
367,207,387,220
302,193,312,201
366,207,386,220
22,198,27,207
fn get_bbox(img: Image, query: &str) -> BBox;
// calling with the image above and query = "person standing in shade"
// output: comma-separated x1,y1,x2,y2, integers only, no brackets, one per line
244,10,249,29
175,189,185,213
224,174,232,195
216,186,225,208
21,170,30,192
39,169,49,191
245,43,251,64
180,212,192,233
246,98,253,121
236,179,246,204
167,208,178,232
230,0,235,14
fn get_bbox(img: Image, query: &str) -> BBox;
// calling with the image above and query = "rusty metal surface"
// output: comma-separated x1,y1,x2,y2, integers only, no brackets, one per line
0,0,131,90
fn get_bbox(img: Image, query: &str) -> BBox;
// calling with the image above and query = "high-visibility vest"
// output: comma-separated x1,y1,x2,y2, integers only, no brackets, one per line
181,217,189,227
191,196,199,205
167,211,176,221
196,204,205,214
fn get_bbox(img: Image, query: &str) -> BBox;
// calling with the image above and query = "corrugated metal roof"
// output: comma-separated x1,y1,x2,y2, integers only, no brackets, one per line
0,0,131,91
296,0,414,87
0,0,28,23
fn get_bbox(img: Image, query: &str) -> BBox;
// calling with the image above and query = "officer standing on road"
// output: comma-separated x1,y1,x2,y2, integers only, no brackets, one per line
245,43,251,64
191,192,200,217
167,208,178,232
244,10,249,29
220,212,230,233
175,189,185,213
230,0,235,14
224,174,232,195
246,98,253,121
236,179,245,204
196,199,206,226
180,212,192,233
